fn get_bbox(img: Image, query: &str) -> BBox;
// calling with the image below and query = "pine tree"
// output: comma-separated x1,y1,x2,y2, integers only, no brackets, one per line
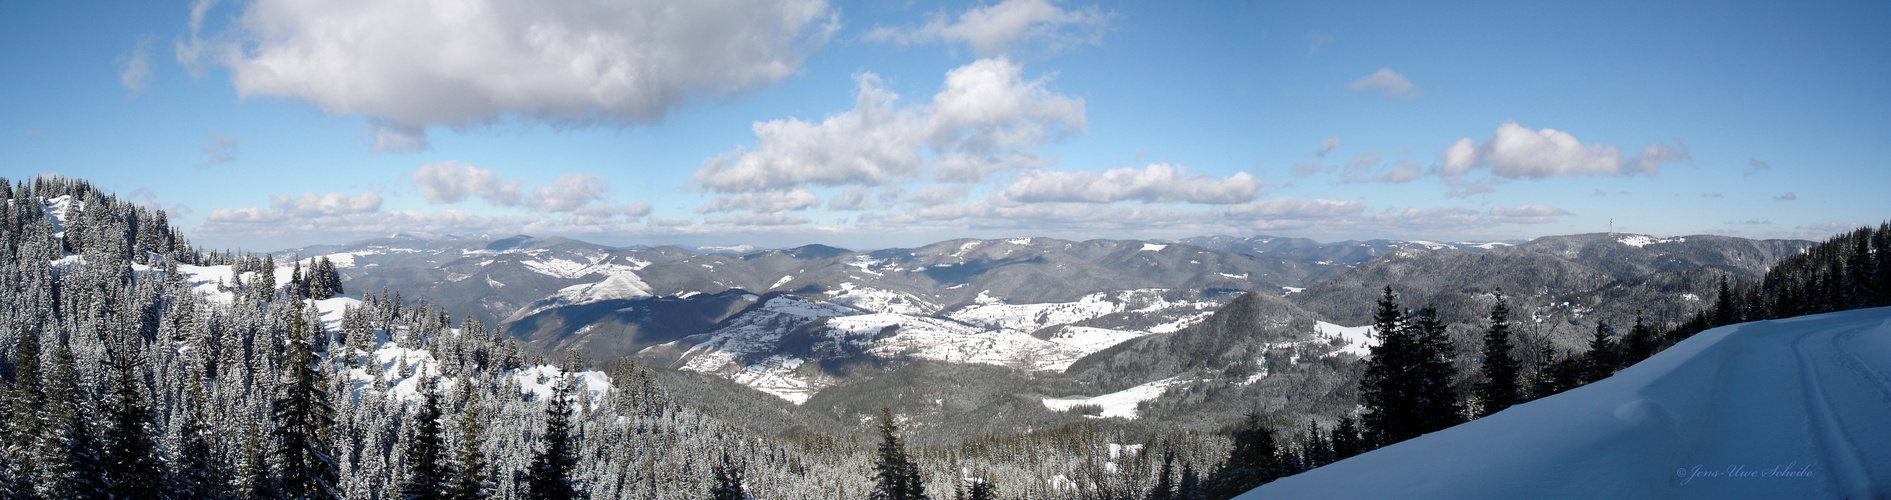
271,300,340,499
524,376,580,500
1474,290,1521,417
710,452,747,500
400,387,450,500
1207,413,1282,498
1146,448,1173,500
170,376,226,499
1621,312,1658,366
1713,274,1735,327
1359,286,1421,447
870,407,928,500
1412,307,1462,433
965,479,996,500
446,388,491,500
100,348,167,499
1581,322,1618,384
1176,462,1203,500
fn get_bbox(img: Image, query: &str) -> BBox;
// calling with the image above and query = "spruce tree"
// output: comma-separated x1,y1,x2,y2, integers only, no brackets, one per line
1359,286,1420,447
1581,322,1618,384
524,376,580,500
1412,307,1462,433
870,407,928,500
1146,448,1173,500
1207,413,1281,498
965,479,996,500
271,300,339,499
170,376,226,499
100,349,167,499
1621,312,1657,366
446,388,491,500
710,452,747,500
1474,290,1521,417
400,387,449,500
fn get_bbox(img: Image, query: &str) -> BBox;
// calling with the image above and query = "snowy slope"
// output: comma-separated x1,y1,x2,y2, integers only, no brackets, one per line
1242,307,1891,499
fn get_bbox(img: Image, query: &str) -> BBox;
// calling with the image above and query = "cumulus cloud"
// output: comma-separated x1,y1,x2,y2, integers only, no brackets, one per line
187,0,836,151
528,174,608,213
1348,68,1418,99
1775,192,1797,201
199,132,239,167
410,163,606,212
1316,136,1341,157
1439,122,1689,179
412,161,523,205
828,186,873,211
1001,163,1262,205
1745,158,1771,176
118,38,154,98
697,189,821,213
865,0,1110,56
270,191,383,217
694,57,1083,192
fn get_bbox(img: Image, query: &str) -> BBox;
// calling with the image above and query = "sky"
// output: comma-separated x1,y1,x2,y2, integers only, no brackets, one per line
1,0,1886,252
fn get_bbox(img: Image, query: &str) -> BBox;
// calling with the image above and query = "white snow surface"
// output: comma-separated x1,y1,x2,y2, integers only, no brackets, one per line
1616,233,1686,248
1313,321,1376,358
1141,243,1168,252
1243,307,1891,500
1041,377,1187,420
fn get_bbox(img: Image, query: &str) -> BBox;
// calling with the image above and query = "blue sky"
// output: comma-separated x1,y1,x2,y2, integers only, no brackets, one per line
2,0,1885,251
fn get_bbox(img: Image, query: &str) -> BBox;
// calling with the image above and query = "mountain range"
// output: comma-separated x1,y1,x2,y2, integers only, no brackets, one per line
282,230,1813,436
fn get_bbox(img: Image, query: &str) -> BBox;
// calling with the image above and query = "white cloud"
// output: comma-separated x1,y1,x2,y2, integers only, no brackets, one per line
905,184,970,206
865,0,1110,56
1227,198,1364,220
1001,163,1262,205
412,161,523,206
1440,122,1688,179
1316,136,1341,157
1775,192,1797,201
1307,31,1334,58
694,57,1083,192
1348,68,1418,99
705,213,812,226
270,191,384,217
828,186,873,211
1374,161,1423,184
1489,204,1571,224
206,207,283,224
1745,158,1772,176
191,0,836,150
199,132,240,167
528,174,608,213
119,39,154,98
697,189,821,213
410,163,605,212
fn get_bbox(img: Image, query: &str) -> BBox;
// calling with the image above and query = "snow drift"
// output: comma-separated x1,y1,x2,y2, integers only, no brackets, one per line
1243,307,1891,499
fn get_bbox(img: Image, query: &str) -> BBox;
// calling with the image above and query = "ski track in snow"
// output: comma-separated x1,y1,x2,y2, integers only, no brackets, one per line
1242,307,1891,500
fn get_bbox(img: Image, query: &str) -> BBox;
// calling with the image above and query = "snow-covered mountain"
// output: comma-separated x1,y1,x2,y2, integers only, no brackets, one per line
287,231,1815,408
1242,306,1891,499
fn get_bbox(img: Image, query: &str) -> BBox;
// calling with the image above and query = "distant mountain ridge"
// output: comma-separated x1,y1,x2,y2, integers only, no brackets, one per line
281,230,1813,421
